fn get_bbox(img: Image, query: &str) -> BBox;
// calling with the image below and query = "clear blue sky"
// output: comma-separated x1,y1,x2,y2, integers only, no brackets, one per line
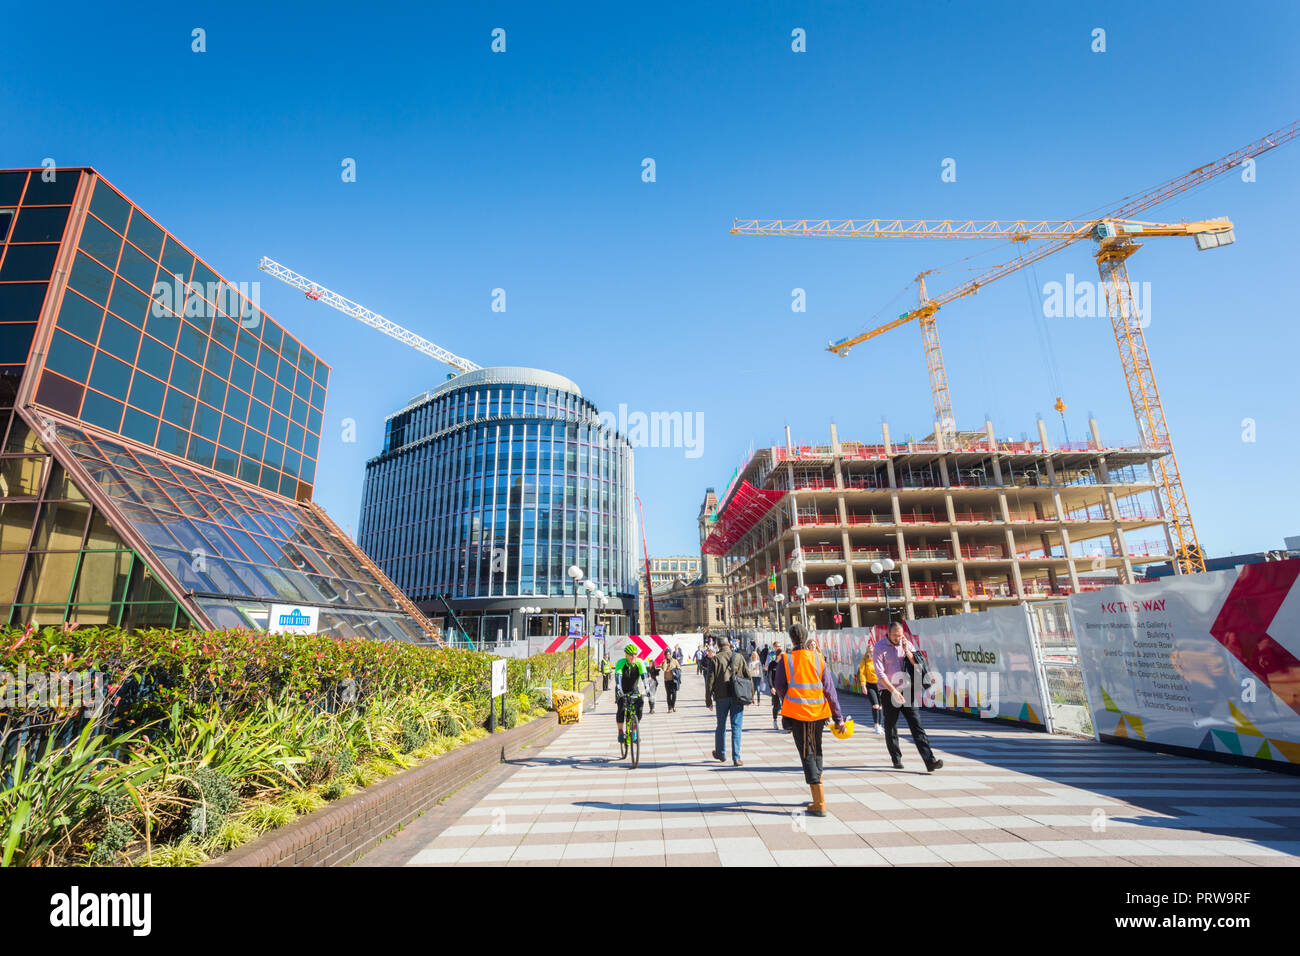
6,1,1298,558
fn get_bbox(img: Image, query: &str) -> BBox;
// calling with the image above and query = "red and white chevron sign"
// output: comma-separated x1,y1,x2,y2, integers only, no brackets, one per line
628,634,669,664
543,634,587,653
1210,559,1300,718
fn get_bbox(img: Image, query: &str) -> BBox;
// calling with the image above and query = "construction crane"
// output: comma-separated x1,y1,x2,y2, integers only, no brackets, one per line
733,122,1296,432
258,257,481,374
732,121,1299,575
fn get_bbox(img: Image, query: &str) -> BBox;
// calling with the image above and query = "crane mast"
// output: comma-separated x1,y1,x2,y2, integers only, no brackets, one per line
257,257,481,374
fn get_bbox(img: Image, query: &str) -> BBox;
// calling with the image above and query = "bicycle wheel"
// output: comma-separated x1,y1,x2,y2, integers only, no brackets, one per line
620,725,629,759
629,713,640,769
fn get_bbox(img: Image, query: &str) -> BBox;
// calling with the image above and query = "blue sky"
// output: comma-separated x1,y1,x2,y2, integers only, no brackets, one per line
5,1,1298,558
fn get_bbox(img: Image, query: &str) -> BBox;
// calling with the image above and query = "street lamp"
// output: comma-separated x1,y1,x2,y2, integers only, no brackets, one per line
773,592,785,633
795,584,810,629
567,565,584,689
870,558,897,624
826,574,845,628
586,585,602,682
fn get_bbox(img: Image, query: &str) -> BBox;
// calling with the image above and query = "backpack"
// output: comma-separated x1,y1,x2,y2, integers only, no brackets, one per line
727,651,754,704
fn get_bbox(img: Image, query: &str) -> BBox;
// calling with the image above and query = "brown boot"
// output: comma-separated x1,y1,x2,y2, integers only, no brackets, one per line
806,783,827,817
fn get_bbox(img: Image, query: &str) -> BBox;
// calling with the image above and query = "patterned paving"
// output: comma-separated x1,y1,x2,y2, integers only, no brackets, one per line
358,672,1300,867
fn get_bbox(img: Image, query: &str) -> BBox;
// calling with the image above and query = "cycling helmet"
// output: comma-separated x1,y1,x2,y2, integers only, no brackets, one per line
624,642,639,655
830,717,856,740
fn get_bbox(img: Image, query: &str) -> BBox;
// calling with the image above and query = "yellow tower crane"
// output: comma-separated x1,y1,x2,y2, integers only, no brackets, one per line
731,121,1299,575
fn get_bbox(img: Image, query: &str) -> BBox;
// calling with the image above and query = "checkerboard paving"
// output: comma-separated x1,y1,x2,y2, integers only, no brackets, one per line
358,674,1300,867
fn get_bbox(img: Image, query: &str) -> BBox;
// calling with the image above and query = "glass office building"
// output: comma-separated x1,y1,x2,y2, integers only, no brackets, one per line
359,367,638,643
0,167,435,639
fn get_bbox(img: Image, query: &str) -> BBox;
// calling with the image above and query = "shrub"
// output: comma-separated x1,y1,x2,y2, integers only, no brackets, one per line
181,768,238,839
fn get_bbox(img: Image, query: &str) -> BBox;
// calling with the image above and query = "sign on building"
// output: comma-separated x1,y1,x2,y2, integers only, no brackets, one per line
269,604,320,635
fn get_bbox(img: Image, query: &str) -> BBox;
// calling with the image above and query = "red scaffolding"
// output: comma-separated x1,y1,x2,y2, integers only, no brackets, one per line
701,481,787,555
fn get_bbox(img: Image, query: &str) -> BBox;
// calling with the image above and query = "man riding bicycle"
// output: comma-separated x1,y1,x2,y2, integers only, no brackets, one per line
614,643,648,743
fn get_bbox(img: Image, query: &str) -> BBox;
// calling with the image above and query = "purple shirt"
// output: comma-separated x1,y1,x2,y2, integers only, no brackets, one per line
772,649,843,723
872,635,915,692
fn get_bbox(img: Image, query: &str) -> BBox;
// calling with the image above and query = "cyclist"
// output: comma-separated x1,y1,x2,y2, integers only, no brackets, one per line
614,642,648,744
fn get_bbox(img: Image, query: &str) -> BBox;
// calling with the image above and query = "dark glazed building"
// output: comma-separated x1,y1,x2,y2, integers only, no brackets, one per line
0,167,435,640
358,367,638,643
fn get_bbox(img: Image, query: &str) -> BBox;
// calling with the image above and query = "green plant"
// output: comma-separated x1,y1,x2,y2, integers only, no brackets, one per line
181,768,238,839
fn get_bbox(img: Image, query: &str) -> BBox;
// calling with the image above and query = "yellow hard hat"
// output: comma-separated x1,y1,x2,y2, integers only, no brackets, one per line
831,717,855,740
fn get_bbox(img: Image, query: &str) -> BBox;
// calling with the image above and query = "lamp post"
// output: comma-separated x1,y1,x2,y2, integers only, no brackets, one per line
870,558,897,624
598,594,609,665
773,592,785,633
826,574,845,628
795,584,810,629
567,564,584,690
587,586,602,682
582,579,596,683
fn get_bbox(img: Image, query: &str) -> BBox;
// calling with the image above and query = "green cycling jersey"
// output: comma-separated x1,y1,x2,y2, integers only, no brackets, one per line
613,656,648,696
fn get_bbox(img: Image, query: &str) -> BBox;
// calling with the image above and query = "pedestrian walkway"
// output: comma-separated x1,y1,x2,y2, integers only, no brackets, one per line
358,677,1300,867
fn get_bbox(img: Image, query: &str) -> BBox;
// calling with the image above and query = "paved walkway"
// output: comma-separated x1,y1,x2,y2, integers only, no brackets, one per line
359,673,1300,867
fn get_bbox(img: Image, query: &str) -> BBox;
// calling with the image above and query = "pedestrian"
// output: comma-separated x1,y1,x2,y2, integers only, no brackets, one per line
702,645,716,711
662,652,681,712
694,646,704,674
858,646,884,734
600,653,613,692
772,623,846,817
710,637,751,766
647,657,661,714
673,644,684,664
766,640,787,731
748,646,763,705
872,622,943,772
760,643,770,668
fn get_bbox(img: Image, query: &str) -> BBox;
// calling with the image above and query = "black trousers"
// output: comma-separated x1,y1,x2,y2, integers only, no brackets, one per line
771,690,783,721
881,696,935,765
665,681,678,709
788,718,827,784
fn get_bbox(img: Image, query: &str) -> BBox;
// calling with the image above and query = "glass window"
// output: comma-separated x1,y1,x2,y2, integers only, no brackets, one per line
253,371,274,407
45,329,94,381
1,243,59,282
205,341,233,380
78,215,123,269
0,500,39,549
229,357,254,392
81,391,124,432
72,549,132,605
160,236,194,284
136,335,174,382
0,282,49,325
12,205,70,243
187,435,216,469
116,242,157,293
32,500,90,550
67,253,115,306
171,354,202,395
23,171,79,205
154,421,188,457
18,550,79,605
108,279,150,327
192,400,222,439
0,172,28,206
143,303,180,346
121,406,159,446
176,320,208,364
126,212,164,260
199,371,227,409
88,183,130,232
224,387,249,423
97,314,141,363
89,351,133,397
260,321,283,351
246,398,269,434
34,370,84,416
161,387,195,430
219,416,244,452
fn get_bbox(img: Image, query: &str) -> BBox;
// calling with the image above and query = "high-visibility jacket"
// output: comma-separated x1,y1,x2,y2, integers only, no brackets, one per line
780,648,832,721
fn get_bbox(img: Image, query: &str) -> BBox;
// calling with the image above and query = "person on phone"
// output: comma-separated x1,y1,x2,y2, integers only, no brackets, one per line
871,622,943,772
772,623,845,817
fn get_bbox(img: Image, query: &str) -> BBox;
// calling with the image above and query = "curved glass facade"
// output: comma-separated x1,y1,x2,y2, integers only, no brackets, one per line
359,368,636,637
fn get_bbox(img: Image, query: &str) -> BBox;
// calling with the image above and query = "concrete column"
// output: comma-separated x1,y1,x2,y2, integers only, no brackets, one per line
987,419,1005,486
841,527,859,627
830,423,844,490
1088,417,1104,451
1037,418,1052,453
1007,528,1026,596
934,422,946,453
1059,526,1082,592
881,421,893,455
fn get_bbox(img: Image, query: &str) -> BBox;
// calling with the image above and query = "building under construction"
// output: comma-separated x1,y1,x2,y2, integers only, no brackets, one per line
703,417,1176,630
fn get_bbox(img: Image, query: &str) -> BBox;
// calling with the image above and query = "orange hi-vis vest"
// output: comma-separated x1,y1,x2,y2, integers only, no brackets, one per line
780,648,832,721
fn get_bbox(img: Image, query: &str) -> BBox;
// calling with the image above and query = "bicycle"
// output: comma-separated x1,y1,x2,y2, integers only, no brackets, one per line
619,692,642,768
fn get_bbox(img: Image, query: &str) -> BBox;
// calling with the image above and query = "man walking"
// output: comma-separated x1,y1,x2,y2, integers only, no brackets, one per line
872,622,943,772
710,638,751,766
701,645,716,711
766,640,787,731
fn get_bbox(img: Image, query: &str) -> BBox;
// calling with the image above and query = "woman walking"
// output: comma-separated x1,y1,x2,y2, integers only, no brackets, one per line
662,652,681,712
858,647,885,734
748,646,764,706
773,623,846,817
646,657,661,714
